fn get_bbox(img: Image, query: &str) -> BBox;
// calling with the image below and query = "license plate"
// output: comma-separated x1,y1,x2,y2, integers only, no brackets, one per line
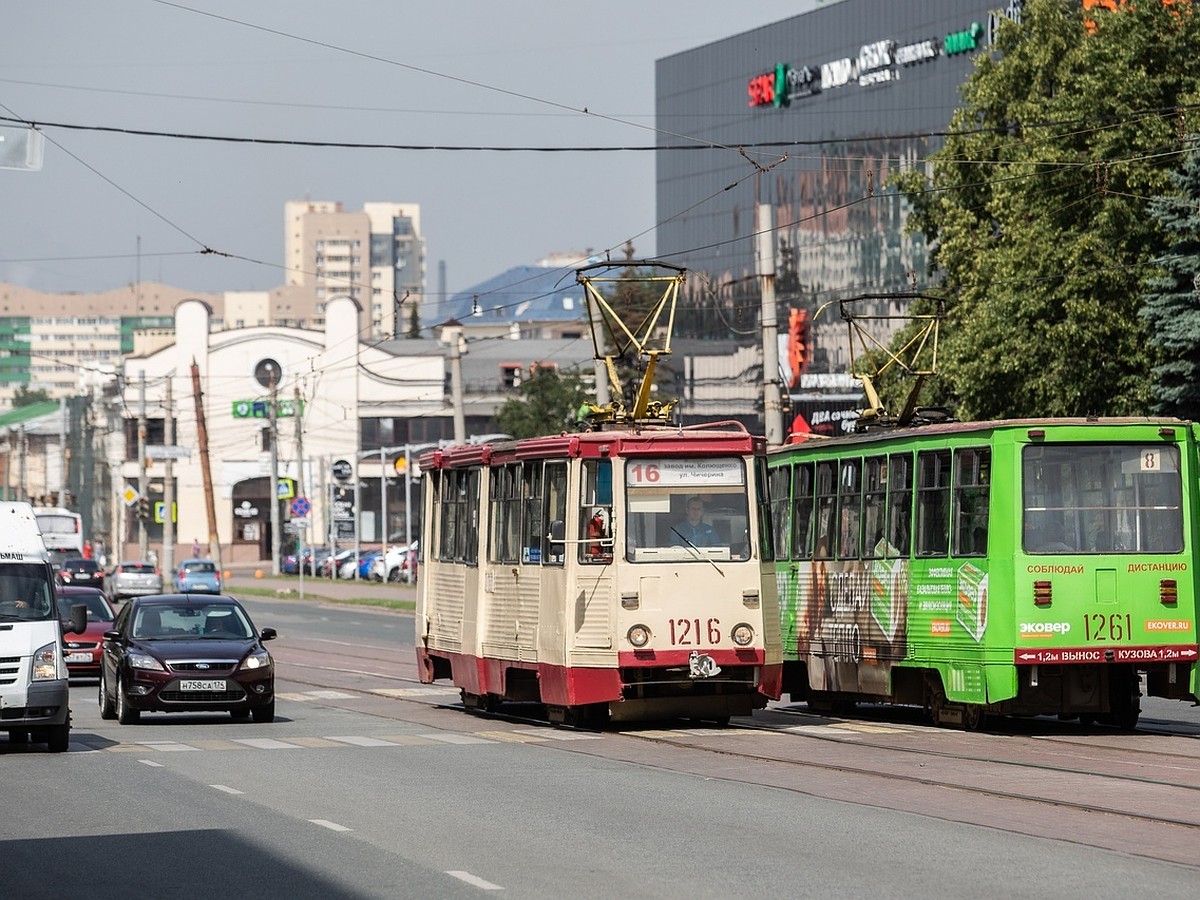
65,652,92,663
179,679,226,691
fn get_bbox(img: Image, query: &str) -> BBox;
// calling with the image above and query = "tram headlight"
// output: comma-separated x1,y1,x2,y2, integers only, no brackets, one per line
627,624,651,648
731,623,755,647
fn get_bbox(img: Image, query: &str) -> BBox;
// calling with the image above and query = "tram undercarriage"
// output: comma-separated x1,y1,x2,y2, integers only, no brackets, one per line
783,660,1197,731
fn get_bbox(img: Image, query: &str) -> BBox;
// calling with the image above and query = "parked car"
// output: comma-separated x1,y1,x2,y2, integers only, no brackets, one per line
57,585,115,678
99,594,276,724
173,558,221,593
282,546,329,575
371,541,418,583
107,560,164,601
319,548,356,578
356,550,382,580
59,557,103,588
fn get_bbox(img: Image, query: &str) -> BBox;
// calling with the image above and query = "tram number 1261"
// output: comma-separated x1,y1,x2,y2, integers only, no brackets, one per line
670,618,721,646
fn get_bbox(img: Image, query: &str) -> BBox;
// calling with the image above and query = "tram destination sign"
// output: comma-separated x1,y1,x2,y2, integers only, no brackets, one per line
626,458,744,487
1014,645,1199,665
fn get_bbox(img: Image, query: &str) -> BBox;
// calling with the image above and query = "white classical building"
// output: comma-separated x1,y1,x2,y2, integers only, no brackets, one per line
116,296,444,566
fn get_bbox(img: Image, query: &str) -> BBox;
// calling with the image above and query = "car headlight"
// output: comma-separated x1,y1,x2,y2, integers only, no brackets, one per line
241,648,272,670
31,642,61,681
128,651,165,671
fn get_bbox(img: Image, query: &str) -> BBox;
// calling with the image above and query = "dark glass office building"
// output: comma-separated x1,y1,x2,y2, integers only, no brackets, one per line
655,0,1022,373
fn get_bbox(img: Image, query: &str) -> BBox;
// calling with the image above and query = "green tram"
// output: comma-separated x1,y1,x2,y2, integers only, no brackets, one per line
767,417,1199,729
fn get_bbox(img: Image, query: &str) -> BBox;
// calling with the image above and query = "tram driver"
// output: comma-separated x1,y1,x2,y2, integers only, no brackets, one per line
671,496,719,548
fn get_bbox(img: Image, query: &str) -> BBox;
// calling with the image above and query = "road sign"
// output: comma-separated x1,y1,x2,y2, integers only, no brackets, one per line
393,455,407,475
121,485,140,507
331,459,353,481
290,497,311,517
146,444,191,460
153,501,178,524
285,519,310,531
231,399,304,419
276,478,295,500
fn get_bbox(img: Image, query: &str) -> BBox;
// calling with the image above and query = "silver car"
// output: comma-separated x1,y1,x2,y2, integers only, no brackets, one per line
108,561,164,601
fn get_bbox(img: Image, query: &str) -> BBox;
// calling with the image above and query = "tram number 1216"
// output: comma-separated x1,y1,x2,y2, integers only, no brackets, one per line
670,618,721,646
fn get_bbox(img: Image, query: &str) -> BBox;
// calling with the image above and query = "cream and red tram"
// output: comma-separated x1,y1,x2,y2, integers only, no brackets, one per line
415,425,782,724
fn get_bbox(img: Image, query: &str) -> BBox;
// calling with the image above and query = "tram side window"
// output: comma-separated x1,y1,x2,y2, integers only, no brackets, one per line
886,453,913,557
543,462,568,566
862,456,887,558
580,459,613,564
768,465,792,561
791,462,815,560
915,449,951,556
489,464,522,564
756,457,774,563
837,459,862,560
953,447,990,557
521,461,543,565
438,468,478,564
813,461,837,559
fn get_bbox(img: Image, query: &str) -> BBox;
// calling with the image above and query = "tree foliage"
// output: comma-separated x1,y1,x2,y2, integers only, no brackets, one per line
13,386,51,407
494,368,591,439
1140,136,1200,417
893,0,1200,419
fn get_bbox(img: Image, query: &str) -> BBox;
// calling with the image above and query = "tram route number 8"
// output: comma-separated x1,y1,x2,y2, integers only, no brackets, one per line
670,618,721,646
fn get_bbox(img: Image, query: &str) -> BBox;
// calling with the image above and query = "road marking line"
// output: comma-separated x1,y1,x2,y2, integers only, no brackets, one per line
137,741,199,752
832,723,911,734
446,871,503,891
277,690,358,701
187,740,249,751
138,759,165,767
309,819,352,832
233,738,303,750
325,735,399,747
511,729,604,742
286,736,346,748
376,734,438,745
417,733,496,745
475,730,547,743
371,687,462,698
210,784,244,795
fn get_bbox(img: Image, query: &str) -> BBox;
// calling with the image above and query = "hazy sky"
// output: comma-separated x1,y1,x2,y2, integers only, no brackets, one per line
1,1,813,301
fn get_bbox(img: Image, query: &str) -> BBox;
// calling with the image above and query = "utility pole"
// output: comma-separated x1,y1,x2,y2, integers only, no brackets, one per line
268,370,280,576
450,334,466,442
191,359,221,570
138,371,148,559
756,203,784,446
162,375,175,580
18,423,26,502
293,383,305,590
58,397,68,506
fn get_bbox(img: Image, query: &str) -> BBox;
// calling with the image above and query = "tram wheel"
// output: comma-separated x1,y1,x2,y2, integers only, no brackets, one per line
962,704,987,732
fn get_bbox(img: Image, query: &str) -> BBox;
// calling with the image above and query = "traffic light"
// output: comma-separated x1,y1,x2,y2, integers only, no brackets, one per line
137,498,150,520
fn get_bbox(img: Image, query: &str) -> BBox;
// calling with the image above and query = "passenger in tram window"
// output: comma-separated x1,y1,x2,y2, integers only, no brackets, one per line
671,496,719,547
585,508,613,562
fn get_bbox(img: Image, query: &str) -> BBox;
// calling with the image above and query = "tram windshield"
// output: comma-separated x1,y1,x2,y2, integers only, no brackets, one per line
1022,444,1183,554
623,457,751,562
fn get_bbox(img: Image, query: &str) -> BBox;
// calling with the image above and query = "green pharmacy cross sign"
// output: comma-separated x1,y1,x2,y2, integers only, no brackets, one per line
232,399,304,419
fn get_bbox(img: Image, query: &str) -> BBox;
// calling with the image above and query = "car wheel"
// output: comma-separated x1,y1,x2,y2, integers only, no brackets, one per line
251,699,275,723
99,671,117,720
46,723,69,753
387,567,403,583
230,708,250,720
116,678,140,725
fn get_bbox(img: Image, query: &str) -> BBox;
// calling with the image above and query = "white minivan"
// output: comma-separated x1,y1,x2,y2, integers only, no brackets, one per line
0,502,87,752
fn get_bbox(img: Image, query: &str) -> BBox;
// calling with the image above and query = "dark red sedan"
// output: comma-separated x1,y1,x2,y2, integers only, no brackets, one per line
99,594,277,724
57,586,116,678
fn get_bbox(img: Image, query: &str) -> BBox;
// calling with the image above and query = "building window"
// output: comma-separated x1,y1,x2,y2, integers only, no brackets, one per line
501,364,522,389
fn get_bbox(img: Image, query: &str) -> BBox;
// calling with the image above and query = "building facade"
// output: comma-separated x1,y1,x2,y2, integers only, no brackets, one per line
655,0,1023,376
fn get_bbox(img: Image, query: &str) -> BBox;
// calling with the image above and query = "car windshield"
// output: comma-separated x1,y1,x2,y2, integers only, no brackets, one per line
57,593,114,622
182,561,217,574
121,563,157,574
0,564,58,621
132,603,252,640
66,559,100,572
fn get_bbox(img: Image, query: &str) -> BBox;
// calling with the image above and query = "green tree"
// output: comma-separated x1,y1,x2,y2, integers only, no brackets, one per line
406,302,421,339
894,0,1200,419
13,386,50,407
494,368,590,439
1140,136,1200,417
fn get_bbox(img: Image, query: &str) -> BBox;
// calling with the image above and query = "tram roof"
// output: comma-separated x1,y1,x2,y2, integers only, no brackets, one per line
776,416,1193,451
421,423,766,469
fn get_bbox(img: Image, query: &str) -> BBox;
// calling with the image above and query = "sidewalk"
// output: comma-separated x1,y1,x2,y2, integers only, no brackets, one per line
222,563,416,603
